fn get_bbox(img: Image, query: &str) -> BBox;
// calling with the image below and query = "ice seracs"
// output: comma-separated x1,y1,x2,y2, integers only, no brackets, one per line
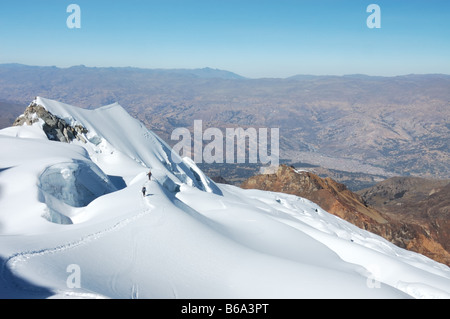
0,97,449,299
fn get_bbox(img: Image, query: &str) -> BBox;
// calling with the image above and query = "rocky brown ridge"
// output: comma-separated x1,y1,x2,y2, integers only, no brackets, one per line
241,165,450,267
13,101,88,144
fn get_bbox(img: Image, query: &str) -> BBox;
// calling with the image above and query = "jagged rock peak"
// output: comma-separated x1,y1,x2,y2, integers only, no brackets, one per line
13,100,88,144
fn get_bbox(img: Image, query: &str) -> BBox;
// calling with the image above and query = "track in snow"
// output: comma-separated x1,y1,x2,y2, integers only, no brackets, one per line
1,181,156,298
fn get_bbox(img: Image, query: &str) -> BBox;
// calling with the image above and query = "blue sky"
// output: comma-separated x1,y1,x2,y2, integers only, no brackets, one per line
0,0,449,78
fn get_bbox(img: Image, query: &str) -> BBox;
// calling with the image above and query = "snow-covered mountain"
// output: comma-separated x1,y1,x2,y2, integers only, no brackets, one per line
0,97,449,299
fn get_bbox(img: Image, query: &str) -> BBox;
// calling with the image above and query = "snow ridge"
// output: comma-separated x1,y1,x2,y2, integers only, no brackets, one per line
0,97,449,299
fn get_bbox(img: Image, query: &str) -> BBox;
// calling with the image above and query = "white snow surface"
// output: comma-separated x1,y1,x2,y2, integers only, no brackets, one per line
0,97,449,299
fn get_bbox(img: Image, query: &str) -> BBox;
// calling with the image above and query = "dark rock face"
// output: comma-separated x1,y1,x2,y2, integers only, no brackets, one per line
13,102,88,143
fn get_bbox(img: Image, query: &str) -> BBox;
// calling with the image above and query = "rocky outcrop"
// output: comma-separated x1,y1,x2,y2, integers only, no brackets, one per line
241,165,450,267
13,101,88,143
241,165,388,227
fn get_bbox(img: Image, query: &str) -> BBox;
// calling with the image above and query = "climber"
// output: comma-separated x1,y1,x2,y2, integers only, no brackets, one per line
147,170,152,181
142,186,147,197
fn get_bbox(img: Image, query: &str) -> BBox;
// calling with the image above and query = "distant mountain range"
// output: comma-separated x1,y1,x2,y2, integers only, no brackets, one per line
1,64,449,187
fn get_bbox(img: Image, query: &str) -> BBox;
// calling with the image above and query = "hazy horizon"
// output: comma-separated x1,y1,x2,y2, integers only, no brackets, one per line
2,62,450,80
1,1,449,78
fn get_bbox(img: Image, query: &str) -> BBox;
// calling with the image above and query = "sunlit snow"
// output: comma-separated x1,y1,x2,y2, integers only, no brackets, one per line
0,97,449,299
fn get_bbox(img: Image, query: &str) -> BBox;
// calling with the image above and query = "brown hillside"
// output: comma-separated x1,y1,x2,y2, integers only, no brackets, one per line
241,165,450,267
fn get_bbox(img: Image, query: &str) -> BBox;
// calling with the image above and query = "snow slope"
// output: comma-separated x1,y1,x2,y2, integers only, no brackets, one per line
0,97,449,299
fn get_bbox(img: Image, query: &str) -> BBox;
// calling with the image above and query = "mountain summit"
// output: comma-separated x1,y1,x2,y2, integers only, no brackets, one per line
0,97,449,299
